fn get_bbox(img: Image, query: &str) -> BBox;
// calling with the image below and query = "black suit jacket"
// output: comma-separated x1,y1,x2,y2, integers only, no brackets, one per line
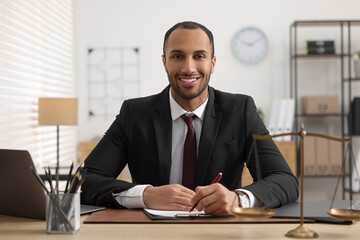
81,86,298,208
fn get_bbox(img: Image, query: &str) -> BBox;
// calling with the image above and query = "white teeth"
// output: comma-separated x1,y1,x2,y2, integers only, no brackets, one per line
180,78,197,83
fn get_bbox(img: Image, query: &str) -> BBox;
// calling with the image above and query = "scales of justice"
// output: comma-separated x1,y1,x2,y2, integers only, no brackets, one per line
231,124,360,238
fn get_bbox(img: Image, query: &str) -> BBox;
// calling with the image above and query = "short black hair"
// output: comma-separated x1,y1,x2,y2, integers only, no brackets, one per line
163,21,215,58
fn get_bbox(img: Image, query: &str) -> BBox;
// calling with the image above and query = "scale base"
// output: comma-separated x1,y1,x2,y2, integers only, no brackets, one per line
285,225,318,239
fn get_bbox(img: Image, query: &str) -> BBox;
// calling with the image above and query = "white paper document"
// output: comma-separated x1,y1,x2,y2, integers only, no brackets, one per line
144,208,205,218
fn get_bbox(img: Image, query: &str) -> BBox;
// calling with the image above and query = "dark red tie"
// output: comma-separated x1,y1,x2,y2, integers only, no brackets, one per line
181,114,197,190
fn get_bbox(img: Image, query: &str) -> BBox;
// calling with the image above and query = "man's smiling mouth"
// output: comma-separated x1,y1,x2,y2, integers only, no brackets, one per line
179,78,199,83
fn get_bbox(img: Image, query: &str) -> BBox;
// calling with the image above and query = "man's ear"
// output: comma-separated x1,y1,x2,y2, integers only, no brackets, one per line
162,55,167,70
211,56,217,74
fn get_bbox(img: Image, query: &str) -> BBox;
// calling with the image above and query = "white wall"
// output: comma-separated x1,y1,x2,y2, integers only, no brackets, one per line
75,0,360,141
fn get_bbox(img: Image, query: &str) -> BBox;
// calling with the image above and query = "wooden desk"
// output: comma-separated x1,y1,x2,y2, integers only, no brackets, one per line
0,214,358,240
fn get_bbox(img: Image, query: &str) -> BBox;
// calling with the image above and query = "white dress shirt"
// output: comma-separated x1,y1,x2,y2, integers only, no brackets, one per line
114,89,260,208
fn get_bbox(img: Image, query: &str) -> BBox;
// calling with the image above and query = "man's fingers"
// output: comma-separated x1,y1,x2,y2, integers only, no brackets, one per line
173,195,193,207
159,202,192,211
194,190,218,210
143,184,196,210
190,184,218,206
143,183,236,214
178,185,196,196
190,183,237,215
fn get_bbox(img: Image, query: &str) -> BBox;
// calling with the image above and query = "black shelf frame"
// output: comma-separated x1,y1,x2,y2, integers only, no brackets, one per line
290,20,360,200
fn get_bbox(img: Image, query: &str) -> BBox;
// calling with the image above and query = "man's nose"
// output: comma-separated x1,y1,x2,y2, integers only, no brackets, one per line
182,57,196,74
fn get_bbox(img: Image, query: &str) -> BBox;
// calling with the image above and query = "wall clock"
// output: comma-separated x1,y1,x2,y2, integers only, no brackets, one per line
231,27,268,64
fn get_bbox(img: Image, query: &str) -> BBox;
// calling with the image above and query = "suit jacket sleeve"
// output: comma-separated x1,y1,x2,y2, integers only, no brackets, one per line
241,96,299,208
81,100,135,208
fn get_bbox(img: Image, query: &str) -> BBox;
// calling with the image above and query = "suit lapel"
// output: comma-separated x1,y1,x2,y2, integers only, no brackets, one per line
197,87,222,185
152,86,172,185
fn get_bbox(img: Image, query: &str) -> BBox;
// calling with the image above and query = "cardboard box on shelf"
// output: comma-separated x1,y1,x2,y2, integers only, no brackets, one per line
303,137,343,176
301,95,339,114
315,137,330,175
274,141,297,176
329,140,342,175
241,141,296,186
304,137,316,176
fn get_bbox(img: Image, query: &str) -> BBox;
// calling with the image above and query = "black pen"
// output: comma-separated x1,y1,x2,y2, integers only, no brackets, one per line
44,169,51,193
64,163,74,193
31,167,49,194
47,166,54,193
68,168,86,193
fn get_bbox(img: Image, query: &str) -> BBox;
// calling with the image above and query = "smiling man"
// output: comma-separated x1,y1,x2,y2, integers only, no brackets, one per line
163,25,215,110
82,21,298,216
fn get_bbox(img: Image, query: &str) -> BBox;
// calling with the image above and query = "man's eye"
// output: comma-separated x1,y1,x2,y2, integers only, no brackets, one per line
195,55,205,59
172,55,182,59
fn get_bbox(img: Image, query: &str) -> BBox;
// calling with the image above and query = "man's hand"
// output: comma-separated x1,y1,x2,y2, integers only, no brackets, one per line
190,183,239,216
143,184,195,211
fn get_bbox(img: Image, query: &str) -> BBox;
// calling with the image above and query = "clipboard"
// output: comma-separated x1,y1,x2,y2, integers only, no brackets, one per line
143,209,233,220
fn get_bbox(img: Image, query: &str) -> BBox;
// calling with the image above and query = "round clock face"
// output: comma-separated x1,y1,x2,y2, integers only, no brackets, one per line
232,27,268,63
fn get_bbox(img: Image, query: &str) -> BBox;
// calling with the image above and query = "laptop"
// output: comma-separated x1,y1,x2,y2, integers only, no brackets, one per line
0,149,104,220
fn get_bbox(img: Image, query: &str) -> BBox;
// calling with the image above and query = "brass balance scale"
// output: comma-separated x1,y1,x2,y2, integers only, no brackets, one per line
231,125,360,238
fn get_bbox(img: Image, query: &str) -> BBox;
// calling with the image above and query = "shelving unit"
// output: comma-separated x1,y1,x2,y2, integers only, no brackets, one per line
289,20,360,200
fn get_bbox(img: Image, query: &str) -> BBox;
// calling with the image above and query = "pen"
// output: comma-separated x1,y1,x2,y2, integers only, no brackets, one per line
189,172,222,212
64,162,74,193
66,167,86,194
30,167,74,230
48,166,54,193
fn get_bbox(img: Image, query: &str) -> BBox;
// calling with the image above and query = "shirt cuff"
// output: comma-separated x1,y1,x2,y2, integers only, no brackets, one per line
234,188,262,208
113,184,151,209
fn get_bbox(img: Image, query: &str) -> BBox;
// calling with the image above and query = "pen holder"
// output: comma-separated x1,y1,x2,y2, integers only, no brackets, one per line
46,192,80,234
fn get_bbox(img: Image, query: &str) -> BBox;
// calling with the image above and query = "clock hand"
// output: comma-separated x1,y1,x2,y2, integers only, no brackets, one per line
240,39,251,46
249,37,264,46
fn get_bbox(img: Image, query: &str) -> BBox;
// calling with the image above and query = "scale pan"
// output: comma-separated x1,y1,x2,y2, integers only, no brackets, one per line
327,208,360,221
232,207,276,218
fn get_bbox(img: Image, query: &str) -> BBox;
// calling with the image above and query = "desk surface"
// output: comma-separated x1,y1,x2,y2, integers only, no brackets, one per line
0,214,359,240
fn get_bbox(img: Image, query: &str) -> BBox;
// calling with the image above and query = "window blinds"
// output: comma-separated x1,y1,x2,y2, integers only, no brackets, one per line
0,0,76,170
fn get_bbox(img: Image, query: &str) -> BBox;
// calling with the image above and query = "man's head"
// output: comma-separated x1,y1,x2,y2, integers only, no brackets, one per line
163,21,215,59
162,21,216,111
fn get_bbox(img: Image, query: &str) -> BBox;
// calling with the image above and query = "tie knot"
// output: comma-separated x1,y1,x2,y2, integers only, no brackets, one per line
181,114,197,127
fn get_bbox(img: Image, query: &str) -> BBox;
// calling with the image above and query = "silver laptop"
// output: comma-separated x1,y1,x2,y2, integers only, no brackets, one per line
0,149,104,220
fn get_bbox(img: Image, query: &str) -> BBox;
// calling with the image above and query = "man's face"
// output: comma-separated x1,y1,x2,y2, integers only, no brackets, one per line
162,28,216,107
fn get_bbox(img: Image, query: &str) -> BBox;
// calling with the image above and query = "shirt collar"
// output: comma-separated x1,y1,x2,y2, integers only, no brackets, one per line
169,88,208,121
